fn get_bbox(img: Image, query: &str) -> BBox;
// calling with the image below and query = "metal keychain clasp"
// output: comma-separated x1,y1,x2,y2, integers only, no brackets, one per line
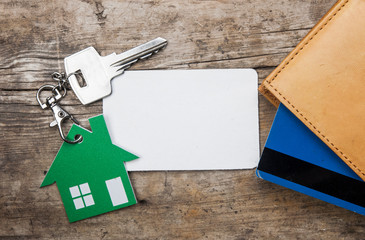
36,79,82,144
48,103,82,144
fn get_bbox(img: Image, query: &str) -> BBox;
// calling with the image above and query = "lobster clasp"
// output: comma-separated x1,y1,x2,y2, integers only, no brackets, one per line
36,73,82,144
49,103,83,144
36,84,64,110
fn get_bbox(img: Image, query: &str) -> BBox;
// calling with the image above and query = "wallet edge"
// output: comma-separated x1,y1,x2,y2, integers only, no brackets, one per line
258,0,365,181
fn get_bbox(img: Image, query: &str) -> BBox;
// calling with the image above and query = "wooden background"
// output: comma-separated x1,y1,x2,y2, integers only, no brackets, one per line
1,0,364,239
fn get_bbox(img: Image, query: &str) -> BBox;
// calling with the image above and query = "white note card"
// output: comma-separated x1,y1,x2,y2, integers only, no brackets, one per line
103,69,259,171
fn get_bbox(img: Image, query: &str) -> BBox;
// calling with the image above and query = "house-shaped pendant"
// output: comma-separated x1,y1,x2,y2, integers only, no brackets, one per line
41,115,138,222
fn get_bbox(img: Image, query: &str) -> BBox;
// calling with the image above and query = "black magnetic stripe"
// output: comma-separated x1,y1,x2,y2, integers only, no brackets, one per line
258,148,365,207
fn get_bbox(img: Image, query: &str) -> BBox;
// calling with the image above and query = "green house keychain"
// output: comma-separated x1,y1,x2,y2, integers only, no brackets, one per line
41,115,138,222
36,39,168,222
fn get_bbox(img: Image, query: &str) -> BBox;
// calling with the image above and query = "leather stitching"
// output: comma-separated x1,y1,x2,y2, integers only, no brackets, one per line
267,0,364,176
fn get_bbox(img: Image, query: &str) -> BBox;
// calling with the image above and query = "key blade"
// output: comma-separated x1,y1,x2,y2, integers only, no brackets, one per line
111,37,167,68
115,59,138,73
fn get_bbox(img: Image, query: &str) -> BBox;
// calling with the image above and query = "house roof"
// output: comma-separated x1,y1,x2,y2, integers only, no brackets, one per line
41,115,138,187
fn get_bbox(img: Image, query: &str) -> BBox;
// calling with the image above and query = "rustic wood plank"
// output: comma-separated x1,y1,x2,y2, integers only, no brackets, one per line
1,0,364,239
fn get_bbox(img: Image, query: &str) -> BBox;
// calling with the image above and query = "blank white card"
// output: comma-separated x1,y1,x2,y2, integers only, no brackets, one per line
103,69,259,171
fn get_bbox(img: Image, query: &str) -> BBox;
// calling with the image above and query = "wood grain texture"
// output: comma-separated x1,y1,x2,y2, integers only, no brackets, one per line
1,0,364,239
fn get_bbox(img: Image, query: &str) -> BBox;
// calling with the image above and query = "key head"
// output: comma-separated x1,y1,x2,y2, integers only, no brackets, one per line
64,47,111,105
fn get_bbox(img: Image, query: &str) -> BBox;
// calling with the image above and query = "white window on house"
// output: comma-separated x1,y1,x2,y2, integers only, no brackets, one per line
69,183,95,210
105,177,128,206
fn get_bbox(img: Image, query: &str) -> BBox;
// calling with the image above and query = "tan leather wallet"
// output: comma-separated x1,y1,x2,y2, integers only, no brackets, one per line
259,0,365,181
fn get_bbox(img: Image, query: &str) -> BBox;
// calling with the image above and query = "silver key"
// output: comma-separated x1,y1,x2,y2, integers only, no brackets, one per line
64,37,167,104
